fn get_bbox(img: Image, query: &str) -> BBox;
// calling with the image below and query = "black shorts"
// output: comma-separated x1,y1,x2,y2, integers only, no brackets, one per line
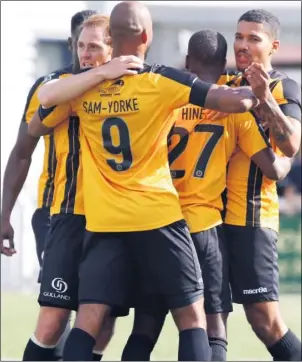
38,214,86,311
31,207,51,283
191,225,233,314
78,219,203,311
224,224,279,304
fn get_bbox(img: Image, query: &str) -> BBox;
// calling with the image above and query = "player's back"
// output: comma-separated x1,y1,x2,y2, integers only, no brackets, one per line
168,104,267,233
71,64,197,232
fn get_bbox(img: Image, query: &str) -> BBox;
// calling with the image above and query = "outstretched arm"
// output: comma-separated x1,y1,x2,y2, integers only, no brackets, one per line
38,55,143,108
188,75,259,113
201,84,259,113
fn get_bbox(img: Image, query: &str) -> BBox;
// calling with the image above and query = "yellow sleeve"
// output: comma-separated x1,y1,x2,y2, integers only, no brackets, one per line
155,65,211,110
217,70,241,86
22,76,45,124
235,113,271,157
23,70,72,126
157,68,193,111
39,102,71,128
271,78,301,121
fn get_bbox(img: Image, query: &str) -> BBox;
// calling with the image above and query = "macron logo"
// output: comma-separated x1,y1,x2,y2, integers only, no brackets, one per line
243,287,268,295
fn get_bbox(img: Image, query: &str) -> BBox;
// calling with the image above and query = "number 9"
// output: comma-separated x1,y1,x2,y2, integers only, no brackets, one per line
102,117,133,172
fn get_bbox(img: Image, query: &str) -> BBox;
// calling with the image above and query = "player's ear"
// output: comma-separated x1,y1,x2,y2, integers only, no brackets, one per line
270,39,280,55
141,29,148,44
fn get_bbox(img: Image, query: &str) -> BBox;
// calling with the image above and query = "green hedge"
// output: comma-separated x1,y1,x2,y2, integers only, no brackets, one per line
278,214,301,293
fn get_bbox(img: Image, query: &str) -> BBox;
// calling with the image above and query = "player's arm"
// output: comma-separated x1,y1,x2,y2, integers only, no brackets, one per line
258,82,301,158
201,83,259,113
28,102,71,137
1,123,39,221
1,77,44,256
252,149,292,181
38,56,143,108
237,114,292,181
246,63,301,158
158,66,259,113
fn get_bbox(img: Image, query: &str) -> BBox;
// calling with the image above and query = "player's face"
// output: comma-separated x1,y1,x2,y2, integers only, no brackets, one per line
234,21,279,71
77,25,112,69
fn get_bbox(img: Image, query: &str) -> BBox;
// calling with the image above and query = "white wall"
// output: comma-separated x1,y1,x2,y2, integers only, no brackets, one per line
1,1,86,283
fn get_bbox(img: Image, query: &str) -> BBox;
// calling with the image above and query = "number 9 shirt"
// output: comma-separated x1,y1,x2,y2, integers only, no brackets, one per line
38,65,212,232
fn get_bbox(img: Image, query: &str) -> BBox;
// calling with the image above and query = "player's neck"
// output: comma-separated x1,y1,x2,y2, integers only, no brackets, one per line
263,62,273,72
196,71,220,84
112,48,145,62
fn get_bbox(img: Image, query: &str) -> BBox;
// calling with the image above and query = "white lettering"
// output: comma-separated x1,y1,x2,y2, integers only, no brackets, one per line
43,292,71,301
243,287,268,295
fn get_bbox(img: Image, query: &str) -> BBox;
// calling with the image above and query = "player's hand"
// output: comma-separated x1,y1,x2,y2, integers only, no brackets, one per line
244,63,270,103
1,218,16,256
99,55,144,80
203,109,229,121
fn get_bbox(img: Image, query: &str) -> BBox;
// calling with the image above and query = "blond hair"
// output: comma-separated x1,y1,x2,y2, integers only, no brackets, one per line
82,14,111,44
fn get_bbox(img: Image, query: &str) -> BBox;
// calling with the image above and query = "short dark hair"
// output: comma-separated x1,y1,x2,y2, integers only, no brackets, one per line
238,9,281,39
188,29,227,66
70,10,98,35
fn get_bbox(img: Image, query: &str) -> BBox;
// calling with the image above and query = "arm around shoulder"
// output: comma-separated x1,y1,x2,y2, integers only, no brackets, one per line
189,80,259,113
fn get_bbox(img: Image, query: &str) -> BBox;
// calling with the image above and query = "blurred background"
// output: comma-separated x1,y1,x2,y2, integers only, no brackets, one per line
1,1,301,360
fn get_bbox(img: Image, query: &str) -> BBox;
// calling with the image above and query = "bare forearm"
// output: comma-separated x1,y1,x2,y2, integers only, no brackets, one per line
38,68,106,108
252,147,292,181
273,155,292,180
204,85,259,113
259,93,300,157
1,151,32,220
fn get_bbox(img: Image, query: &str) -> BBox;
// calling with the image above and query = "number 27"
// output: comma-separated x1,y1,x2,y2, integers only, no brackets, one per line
168,124,224,179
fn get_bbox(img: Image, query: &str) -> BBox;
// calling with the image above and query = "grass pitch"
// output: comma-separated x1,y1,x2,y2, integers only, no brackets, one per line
1,292,301,360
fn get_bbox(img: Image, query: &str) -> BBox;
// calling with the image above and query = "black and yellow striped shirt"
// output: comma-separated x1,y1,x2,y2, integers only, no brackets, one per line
23,64,84,214
220,69,301,232
39,66,84,215
22,74,58,209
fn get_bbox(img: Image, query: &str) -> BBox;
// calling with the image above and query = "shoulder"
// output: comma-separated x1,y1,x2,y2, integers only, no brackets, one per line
22,65,73,122
269,71,301,103
269,69,301,93
218,68,241,86
138,63,197,87
27,75,46,97
41,65,73,85
27,65,73,100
